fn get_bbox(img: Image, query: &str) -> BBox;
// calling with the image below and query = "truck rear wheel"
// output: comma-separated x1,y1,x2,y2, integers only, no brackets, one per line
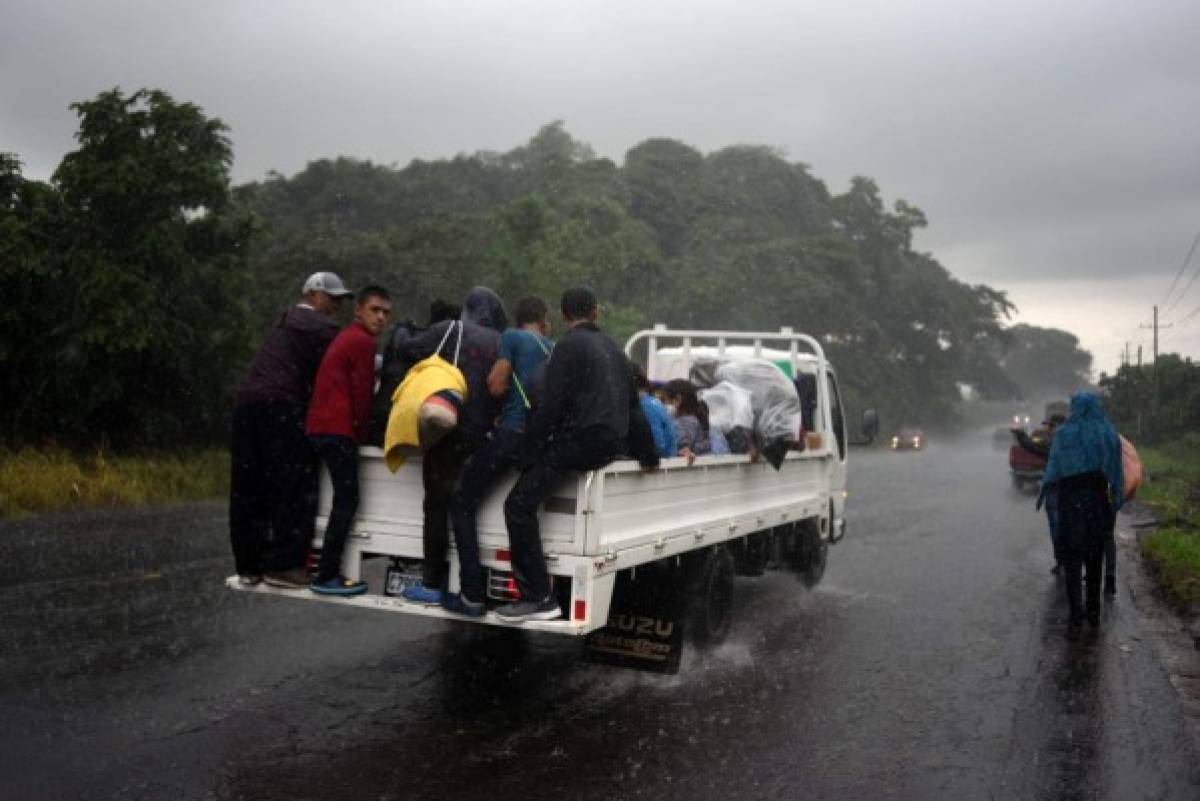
685,546,735,646
794,520,828,588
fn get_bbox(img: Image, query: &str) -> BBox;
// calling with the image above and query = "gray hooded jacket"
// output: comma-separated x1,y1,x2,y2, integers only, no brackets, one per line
393,287,508,439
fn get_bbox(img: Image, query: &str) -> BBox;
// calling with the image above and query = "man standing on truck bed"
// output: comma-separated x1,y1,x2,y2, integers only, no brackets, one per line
440,297,553,617
306,285,392,596
229,272,350,589
497,287,659,622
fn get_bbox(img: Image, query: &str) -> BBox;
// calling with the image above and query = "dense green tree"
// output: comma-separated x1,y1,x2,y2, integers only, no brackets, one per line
231,122,1084,431
2,89,255,448
1000,323,1093,400
1100,354,1200,444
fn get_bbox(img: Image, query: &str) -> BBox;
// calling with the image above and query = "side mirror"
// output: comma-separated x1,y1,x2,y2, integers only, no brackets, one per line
860,409,879,443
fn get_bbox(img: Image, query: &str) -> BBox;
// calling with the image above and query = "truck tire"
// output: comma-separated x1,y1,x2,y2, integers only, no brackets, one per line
685,546,735,646
794,519,828,588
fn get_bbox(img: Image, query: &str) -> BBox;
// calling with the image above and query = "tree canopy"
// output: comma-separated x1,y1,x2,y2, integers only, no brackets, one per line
234,122,1042,427
2,98,1095,449
0,89,254,448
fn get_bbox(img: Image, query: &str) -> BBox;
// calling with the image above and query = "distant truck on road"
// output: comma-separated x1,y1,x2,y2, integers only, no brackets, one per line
229,326,878,671
1008,400,1068,491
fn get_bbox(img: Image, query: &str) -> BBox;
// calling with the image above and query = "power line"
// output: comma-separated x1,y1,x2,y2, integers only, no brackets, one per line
1163,230,1200,312
1159,302,1200,347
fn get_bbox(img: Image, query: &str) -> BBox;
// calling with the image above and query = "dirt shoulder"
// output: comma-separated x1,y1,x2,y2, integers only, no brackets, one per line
1122,501,1200,734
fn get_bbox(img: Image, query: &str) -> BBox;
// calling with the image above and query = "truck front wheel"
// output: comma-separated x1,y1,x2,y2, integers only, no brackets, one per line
685,546,735,646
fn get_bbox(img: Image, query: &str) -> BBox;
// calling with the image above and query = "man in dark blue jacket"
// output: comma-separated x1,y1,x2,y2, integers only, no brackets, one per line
496,287,658,621
229,272,349,588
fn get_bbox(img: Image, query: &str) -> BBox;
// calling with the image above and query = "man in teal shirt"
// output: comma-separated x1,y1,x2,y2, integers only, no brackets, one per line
443,297,553,615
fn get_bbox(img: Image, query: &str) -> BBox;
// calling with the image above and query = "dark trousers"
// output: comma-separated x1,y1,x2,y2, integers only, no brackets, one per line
310,434,360,582
1057,472,1112,623
1064,551,1103,622
504,427,622,601
1103,526,1116,580
229,401,317,575
422,429,480,589
1044,485,1062,564
451,428,524,602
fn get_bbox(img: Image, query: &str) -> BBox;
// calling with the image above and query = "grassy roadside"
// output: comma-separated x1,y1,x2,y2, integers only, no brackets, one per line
0,448,229,519
1138,433,1200,608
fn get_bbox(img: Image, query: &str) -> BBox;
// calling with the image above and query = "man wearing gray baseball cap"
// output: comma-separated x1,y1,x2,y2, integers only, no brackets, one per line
228,271,353,588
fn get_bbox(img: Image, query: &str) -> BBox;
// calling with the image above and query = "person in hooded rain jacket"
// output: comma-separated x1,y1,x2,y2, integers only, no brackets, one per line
228,271,349,589
388,287,508,605
1038,392,1123,639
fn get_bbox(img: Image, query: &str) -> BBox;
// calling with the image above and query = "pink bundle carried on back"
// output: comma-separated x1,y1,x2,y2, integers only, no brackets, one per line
1120,435,1143,500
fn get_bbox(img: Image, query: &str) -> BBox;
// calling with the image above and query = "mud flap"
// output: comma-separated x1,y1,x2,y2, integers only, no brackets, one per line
584,565,684,674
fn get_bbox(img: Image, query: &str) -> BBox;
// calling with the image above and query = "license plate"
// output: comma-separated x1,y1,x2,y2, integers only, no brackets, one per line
385,564,423,597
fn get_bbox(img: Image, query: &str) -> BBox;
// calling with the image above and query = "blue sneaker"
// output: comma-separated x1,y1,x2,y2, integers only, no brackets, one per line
441,591,485,618
401,584,443,606
310,576,368,596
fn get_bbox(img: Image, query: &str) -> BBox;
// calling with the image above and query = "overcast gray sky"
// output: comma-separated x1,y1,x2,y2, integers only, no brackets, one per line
4,0,1199,374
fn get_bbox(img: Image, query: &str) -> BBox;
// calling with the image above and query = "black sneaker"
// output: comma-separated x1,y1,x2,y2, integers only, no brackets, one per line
263,566,311,589
495,596,561,622
237,574,263,586
441,591,485,618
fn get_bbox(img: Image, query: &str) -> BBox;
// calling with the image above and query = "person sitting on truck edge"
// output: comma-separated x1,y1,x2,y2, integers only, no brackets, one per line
229,271,349,589
497,287,660,622
305,285,392,596
633,363,676,458
664,379,714,459
441,297,554,616
393,287,509,606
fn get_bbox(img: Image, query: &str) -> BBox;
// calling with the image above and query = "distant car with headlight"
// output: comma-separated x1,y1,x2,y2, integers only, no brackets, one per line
890,427,924,450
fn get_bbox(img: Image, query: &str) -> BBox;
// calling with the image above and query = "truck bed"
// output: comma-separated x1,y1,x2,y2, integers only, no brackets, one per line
229,445,835,635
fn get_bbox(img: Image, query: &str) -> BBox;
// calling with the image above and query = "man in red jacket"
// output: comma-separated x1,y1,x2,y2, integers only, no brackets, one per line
306,285,392,595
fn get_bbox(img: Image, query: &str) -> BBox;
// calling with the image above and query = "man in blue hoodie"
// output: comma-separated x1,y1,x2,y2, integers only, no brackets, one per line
441,297,554,616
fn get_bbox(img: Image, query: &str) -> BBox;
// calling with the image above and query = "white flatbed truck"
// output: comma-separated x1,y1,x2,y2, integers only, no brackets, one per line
228,327,876,671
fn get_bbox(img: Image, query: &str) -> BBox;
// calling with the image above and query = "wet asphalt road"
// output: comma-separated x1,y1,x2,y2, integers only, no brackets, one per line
3,437,1199,800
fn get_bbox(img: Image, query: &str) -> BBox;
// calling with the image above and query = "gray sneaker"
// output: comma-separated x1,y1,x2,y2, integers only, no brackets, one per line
495,596,561,622
263,566,311,589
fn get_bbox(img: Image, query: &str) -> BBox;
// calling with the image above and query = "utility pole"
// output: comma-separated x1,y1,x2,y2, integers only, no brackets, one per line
1140,304,1174,365
1139,305,1175,416
1137,344,1142,368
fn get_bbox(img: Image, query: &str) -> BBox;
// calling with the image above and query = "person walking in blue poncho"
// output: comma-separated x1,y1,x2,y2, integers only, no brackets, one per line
1038,392,1123,640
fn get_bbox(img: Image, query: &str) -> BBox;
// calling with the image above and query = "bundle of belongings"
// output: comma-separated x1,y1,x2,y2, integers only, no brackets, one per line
691,356,803,470
383,322,468,472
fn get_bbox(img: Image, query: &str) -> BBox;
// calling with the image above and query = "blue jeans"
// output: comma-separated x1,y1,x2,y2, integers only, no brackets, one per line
450,428,524,602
